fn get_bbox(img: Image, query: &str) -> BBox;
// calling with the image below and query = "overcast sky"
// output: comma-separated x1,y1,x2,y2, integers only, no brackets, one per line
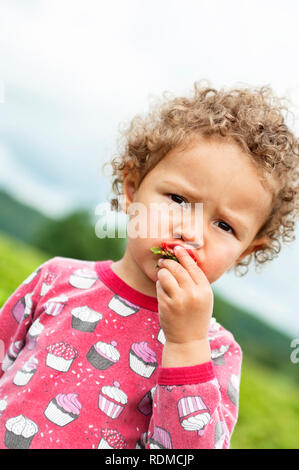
0,0,298,336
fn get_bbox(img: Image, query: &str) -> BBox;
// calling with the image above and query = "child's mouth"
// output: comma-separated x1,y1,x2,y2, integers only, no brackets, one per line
150,239,198,266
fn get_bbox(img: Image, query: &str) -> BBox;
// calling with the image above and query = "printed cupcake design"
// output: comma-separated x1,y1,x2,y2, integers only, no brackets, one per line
1,340,24,372
211,344,230,366
157,328,166,345
150,385,157,400
23,267,41,285
86,340,120,370
129,341,157,378
71,305,103,332
69,268,98,289
98,428,127,449
135,431,148,449
137,391,152,416
12,293,33,324
209,317,221,333
98,381,128,419
108,294,139,317
0,395,8,417
214,420,227,449
177,396,211,436
27,318,44,350
46,342,78,372
13,356,38,386
227,373,240,406
5,415,38,449
40,271,56,296
44,295,68,316
149,426,173,449
44,393,82,426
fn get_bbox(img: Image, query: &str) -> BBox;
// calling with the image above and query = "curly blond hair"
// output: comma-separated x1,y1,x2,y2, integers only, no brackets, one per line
102,80,299,276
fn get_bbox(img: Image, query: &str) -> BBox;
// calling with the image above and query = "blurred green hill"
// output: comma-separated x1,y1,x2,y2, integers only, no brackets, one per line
0,188,54,244
0,188,126,262
0,230,298,448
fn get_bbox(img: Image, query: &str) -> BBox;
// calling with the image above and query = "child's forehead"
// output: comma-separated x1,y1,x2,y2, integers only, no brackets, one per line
148,136,278,220
159,135,281,194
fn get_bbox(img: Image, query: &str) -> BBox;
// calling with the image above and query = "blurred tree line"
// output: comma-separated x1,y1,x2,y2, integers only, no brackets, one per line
32,208,126,262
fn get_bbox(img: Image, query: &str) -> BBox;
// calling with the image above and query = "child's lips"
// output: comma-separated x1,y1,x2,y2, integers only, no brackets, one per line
161,240,199,263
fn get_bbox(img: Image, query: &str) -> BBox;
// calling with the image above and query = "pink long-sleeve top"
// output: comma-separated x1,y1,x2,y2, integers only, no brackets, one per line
0,256,242,449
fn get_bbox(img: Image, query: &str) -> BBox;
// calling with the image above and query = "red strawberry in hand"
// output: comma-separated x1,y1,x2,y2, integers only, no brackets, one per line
150,240,198,266
161,241,198,263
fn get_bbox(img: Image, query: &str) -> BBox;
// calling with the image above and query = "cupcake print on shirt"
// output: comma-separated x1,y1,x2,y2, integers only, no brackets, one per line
69,268,98,289
86,340,120,370
211,344,230,366
5,415,38,449
40,271,56,296
108,294,139,317
129,341,157,378
149,426,173,449
27,318,44,350
1,340,24,372
177,396,211,436
44,393,82,426
44,295,68,316
13,356,38,386
0,396,8,417
137,391,152,416
135,431,148,449
214,420,227,449
46,342,78,372
71,306,103,332
98,381,128,419
12,293,33,324
98,428,127,449
227,373,240,406
157,328,166,345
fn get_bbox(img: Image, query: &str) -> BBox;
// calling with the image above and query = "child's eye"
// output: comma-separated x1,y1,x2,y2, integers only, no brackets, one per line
215,221,234,235
168,194,188,206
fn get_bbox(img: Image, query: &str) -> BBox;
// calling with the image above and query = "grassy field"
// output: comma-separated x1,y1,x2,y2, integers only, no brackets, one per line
0,231,50,306
231,356,299,448
1,231,298,449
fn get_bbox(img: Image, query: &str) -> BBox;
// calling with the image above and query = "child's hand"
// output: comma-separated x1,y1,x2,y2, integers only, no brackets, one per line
156,245,214,346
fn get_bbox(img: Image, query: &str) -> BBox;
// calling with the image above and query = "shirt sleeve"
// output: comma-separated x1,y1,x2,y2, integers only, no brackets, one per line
144,332,242,449
0,258,53,379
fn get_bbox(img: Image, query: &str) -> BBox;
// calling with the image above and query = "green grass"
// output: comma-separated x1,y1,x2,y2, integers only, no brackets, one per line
0,230,50,306
231,356,299,449
1,230,298,449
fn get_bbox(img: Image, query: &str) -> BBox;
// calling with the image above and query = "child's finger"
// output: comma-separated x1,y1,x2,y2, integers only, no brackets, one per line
174,246,209,286
158,259,191,289
157,268,179,298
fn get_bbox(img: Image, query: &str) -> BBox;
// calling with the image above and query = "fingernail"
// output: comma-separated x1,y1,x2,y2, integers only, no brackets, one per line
158,258,163,266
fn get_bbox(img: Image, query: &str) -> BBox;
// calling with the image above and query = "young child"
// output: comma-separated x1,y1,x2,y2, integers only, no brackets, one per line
0,82,298,449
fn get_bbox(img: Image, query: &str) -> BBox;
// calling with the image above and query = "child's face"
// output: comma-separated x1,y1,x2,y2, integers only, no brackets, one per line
119,135,274,296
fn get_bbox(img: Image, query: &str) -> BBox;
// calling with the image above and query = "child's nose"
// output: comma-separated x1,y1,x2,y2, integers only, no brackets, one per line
175,232,203,250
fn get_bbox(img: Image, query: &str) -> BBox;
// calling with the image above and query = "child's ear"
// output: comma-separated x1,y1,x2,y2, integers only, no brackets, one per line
234,235,271,265
122,164,140,213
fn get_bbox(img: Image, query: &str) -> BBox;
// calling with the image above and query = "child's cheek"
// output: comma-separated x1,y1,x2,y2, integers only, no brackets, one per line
204,245,237,283
146,202,173,240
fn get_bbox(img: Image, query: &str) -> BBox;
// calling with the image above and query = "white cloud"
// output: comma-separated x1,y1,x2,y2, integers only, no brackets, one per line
0,143,75,218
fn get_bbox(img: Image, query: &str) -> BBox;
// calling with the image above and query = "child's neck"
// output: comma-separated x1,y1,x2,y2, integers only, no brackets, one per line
110,249,157,298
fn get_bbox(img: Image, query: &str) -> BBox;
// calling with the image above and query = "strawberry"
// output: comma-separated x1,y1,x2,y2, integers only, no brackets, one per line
150,241,197,267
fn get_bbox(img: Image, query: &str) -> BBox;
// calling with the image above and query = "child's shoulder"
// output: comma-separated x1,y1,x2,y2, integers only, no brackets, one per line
43,255,96,271
38,256,99,284
34,256,102,297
